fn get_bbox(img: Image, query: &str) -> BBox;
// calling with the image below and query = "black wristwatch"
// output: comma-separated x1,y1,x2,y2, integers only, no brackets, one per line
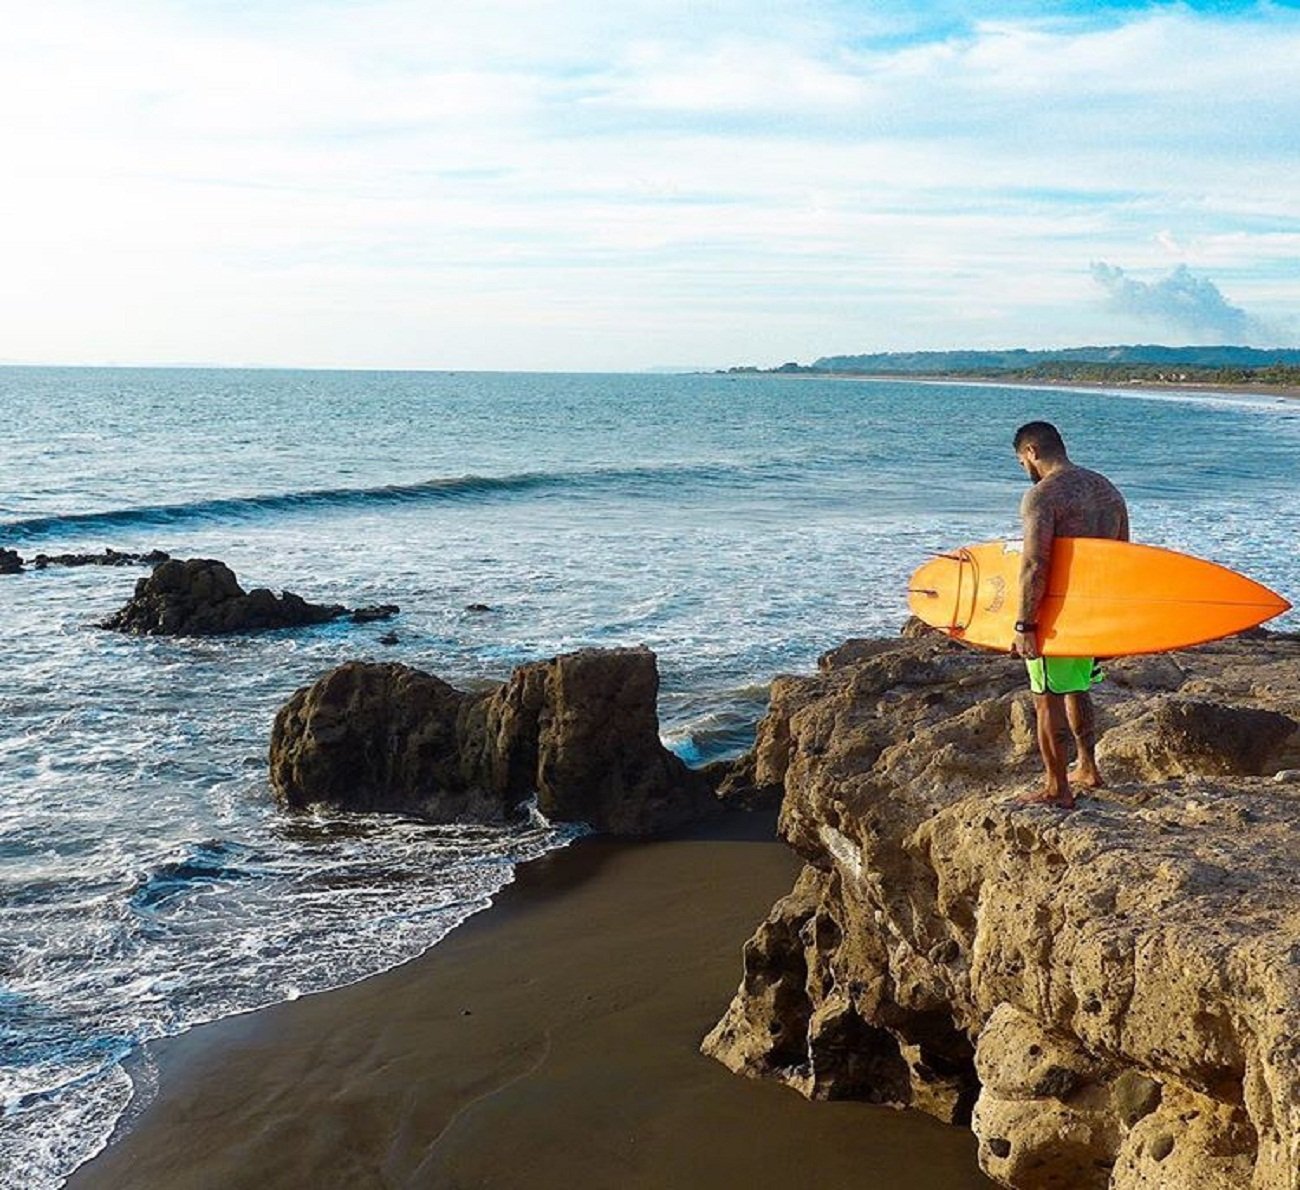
1014,621,1037,633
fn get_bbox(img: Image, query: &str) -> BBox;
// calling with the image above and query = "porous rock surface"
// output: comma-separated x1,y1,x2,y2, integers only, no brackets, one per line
99,557,397,635
269,646,718,837
702,632,1300,1188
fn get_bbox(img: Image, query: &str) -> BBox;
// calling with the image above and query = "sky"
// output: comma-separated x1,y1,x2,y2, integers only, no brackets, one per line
1,0,1298,371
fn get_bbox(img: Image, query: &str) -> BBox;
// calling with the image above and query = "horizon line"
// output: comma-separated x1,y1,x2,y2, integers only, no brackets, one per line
3,340,1299,377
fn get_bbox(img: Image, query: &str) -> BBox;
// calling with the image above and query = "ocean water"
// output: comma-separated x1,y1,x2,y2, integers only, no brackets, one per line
1,367,1298,1185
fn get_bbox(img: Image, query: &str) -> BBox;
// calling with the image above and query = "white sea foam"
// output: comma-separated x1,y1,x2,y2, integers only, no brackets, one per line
0,807,578,1189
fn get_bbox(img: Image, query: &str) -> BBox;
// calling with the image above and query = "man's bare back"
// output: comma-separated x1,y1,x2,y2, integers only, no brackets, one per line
1019,464,1129,546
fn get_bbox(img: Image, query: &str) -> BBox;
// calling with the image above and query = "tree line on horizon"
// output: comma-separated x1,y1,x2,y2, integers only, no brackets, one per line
719,344,1300,387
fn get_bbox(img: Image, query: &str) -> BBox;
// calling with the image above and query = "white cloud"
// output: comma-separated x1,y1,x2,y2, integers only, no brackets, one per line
0,0,1297,367
1091,261,1280,344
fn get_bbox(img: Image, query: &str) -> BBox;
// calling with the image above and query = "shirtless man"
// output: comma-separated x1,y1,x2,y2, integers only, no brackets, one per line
1011,422,1129,809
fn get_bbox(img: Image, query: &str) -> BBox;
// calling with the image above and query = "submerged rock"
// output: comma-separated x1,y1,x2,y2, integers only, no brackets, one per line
33,547,170,569
98,558,398,636
269,646,718,837
0,546,171,576
703,632,1300,1189
350,604,400,624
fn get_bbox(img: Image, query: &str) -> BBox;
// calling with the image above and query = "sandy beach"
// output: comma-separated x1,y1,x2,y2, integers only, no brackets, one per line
930,376,1300,401
790,372,1300,402
67,809,992,1189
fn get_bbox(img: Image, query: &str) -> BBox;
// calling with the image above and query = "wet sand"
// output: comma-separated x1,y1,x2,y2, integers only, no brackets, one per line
70,810,993,1189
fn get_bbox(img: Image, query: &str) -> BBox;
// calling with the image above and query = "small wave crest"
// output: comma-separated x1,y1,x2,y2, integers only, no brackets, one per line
0,460,768,543
127,840,261,913
0,473,556,542
662,683,772,766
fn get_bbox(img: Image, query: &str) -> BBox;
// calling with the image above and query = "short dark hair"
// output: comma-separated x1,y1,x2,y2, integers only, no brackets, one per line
1013,421,1066,456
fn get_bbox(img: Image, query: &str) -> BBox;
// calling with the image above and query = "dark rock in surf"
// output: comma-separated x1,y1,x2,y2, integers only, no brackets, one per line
99,558,352,636
350,604,400,623
270,661,501,819
33,547,170,570
521,646,716,834
0,549,23,575
269,647,718,837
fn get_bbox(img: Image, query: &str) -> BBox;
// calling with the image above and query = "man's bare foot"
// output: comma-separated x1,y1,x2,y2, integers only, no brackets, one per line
1016,788,1076,810
1070,764,1105,790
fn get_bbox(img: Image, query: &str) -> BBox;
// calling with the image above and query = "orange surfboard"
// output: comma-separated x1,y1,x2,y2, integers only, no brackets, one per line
907,538,1291,657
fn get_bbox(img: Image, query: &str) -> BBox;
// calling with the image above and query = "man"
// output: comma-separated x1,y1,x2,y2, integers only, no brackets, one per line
1011,421,1129,809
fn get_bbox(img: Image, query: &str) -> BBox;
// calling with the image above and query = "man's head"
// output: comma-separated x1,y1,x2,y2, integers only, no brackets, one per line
1013,421,1068,483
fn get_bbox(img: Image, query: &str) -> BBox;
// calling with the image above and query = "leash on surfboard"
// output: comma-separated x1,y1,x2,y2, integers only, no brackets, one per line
907,547,978,632
908,550,969,594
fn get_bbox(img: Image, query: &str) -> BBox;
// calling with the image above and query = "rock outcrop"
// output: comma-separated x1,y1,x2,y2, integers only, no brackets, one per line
0,547,172,573
269,647,719,837
99,558,398,635
703,632,1300,1188
34,547,171,569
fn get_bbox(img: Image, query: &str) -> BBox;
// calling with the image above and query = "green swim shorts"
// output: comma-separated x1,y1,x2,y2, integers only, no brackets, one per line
1025,656,1104,696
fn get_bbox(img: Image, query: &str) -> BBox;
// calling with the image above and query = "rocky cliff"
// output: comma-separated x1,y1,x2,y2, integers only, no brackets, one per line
703,632,1300,1189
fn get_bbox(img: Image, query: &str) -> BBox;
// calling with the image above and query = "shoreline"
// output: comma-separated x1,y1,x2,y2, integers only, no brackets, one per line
896,373,1300,401
741,370,1300,402
67,808,993,1189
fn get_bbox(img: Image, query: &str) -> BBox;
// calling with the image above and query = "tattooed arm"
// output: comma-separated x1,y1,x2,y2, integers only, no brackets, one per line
1015,485,1054,659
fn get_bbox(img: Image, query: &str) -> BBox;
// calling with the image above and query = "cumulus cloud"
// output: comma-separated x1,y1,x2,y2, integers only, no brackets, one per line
1090,262,1281,345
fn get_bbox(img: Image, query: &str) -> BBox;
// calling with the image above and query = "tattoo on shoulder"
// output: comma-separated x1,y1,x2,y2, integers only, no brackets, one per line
1030,467,1128,541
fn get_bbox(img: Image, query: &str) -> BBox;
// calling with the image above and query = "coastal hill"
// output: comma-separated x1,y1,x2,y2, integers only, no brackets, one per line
723,344,1300,387
811,345,1300,374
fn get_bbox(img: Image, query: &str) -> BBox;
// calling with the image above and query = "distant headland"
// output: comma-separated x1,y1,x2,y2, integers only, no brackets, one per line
718,344,1300,393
